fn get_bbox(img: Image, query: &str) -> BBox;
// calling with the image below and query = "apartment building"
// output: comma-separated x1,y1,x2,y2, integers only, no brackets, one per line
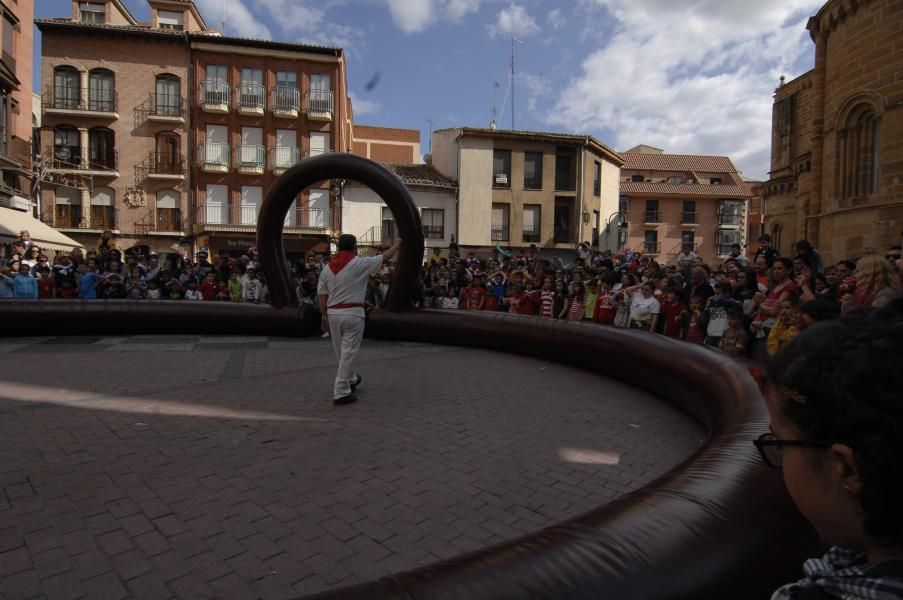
37,0,202,254
616,146,752,265
343,163,456,257
0,0,33,206
37,0,351,258
191,35,351,258
431,128,623,254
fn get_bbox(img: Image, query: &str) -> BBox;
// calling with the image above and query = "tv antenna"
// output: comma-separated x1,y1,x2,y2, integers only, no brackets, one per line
427,118,434,154
490,81,499,129
501,32,523,130
221,0,226,34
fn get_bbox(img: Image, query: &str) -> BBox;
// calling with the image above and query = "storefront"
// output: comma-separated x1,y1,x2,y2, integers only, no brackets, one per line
199,233,329,262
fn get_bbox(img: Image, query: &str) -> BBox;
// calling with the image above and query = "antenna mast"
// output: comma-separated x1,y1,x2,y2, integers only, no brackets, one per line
427,118,434,154
221,0,226,34
490,81,499,128
502,32,523,130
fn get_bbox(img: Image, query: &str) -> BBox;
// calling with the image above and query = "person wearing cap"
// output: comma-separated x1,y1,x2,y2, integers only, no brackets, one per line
318,234,403,406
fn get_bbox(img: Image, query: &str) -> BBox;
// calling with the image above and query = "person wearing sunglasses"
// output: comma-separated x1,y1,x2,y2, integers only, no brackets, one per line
756,298,903,599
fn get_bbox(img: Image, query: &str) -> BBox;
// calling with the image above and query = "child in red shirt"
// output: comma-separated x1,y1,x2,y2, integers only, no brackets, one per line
37,267,55,299
661,287,687,338
592,280,616,324
680,295,706,344
465,282,485,310
200,273,217,301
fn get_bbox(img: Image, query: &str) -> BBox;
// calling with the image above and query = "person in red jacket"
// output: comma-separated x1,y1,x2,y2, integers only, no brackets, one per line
199,272,218,301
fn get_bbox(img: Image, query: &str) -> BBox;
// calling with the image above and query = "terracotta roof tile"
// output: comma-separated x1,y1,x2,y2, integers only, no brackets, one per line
618,152,740,175
385,164,456,189
35,18,184,35
620,181,753,198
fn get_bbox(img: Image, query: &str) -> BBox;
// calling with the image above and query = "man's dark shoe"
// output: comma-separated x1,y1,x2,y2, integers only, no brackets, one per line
334,393,357,406
350,375,362,392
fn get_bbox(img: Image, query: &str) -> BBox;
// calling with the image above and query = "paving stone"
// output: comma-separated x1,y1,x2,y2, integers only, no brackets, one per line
0,336,705,598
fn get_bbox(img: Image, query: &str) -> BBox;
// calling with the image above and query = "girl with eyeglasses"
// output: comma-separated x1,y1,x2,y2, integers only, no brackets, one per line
758,299,903,599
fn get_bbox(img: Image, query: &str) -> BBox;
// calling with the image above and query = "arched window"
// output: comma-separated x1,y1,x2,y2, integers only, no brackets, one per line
771,224,783,256
53,66,80,109
91,186,115,229
839,104,880,198
156,189,182,231
53,125,80,166
155,74,182,117
89,127,115,170
88,68,115,112
155,132,181,174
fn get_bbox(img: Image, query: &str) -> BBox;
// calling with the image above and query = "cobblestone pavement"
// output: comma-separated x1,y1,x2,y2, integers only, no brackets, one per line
0,335,706,599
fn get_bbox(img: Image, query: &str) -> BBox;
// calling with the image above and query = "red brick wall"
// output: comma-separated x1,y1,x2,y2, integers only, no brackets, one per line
369,143,415,164
353,124,419,143
41,28,190,243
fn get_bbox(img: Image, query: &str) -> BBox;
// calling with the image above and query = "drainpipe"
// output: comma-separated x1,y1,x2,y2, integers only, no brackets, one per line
185,32,197,256
454,129,462,252
576,144,584,249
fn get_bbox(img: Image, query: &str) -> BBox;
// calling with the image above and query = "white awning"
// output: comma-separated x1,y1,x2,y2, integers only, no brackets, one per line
0,207,85,252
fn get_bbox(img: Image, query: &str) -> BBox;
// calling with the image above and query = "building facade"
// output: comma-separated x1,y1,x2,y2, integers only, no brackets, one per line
0,0,33,207
190,34,351,259
764,0,903,263
343,164,456,258
616,147,752,265
431,128,623,254
37,0,352,258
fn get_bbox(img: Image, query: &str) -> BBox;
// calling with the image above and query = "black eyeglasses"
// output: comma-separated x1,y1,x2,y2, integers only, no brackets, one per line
753,432,833,469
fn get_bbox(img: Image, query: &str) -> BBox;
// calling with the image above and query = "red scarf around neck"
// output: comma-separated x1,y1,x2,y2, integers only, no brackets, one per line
328,251,356,275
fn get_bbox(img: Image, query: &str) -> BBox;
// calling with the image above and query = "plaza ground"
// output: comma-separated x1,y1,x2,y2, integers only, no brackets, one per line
0,335,704,599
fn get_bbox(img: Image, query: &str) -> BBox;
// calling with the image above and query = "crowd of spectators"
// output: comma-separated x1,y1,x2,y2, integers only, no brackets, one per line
383,235,902,362
0,229,270,303
4,227,901,363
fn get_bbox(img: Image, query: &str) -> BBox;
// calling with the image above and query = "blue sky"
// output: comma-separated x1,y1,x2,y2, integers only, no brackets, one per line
35,0,825,179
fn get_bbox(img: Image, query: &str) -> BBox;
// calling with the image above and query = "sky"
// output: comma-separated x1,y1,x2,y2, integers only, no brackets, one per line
34,0,826,180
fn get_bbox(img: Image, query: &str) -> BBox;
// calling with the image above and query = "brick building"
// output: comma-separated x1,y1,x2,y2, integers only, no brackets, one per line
764,0,903,263
431,128,623,254
0,0,33,206
616,146,752,265
351,124,420,164
190,34,351,259
36,0,352,258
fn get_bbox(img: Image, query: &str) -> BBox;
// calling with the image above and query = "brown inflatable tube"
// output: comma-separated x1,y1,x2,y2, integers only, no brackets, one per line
0,154,820,598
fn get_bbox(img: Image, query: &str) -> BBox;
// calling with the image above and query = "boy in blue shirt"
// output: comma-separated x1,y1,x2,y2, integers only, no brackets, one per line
76,264,103,299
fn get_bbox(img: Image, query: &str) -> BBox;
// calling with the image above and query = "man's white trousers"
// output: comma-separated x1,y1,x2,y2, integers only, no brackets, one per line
328,313,365,399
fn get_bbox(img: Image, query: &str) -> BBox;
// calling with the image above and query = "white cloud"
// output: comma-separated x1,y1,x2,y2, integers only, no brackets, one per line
548,0,823,178
253,0,364,51
547,8,565,30
349,92,382,117
444,0,481,21
196,0,271,39
489,3,540,38
386,0,436,33
519,71,551,113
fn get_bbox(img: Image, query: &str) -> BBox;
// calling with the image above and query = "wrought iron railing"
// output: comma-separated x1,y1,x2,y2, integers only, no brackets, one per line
303,89,334,115
491,225,509,242
149,93,184,118
149,152,185,175
270,146,300,170
197,204,331,229
271,87,300,112
197,143,230,168
234,145,266,170
236,83,266,110
44,86,118,113
199,80,230,107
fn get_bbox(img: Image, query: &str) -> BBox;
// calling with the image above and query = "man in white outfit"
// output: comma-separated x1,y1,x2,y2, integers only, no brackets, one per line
318,234,402,405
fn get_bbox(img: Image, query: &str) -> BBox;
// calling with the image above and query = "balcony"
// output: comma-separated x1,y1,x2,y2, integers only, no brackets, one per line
44,146,119,177
43,206,117,232
643,210,661,224
147,152,185,180
199,81,230,113
43,86,119,119
303,89,334,121
303,148,333,159
234,145,265,175
197,142,230,173
490,226,509,242
522,227,541,243
643,242,662,255
271,87,300,118
197,204,332,233
680,211,699,225
147,93,185,123
270,146,300,174
236,83,266,116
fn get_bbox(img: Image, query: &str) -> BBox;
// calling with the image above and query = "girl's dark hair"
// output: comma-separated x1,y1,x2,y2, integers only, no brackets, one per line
767,299,903,545
776,257,793,271
799,298,839,322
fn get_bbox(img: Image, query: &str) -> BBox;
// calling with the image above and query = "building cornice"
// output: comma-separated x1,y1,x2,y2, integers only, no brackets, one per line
807,0,876,40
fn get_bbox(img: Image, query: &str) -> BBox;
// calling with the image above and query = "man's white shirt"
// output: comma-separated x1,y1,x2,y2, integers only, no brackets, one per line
317,255,384,318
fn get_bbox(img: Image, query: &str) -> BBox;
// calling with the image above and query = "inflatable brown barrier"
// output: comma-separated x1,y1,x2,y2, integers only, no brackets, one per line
0,154,820,598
